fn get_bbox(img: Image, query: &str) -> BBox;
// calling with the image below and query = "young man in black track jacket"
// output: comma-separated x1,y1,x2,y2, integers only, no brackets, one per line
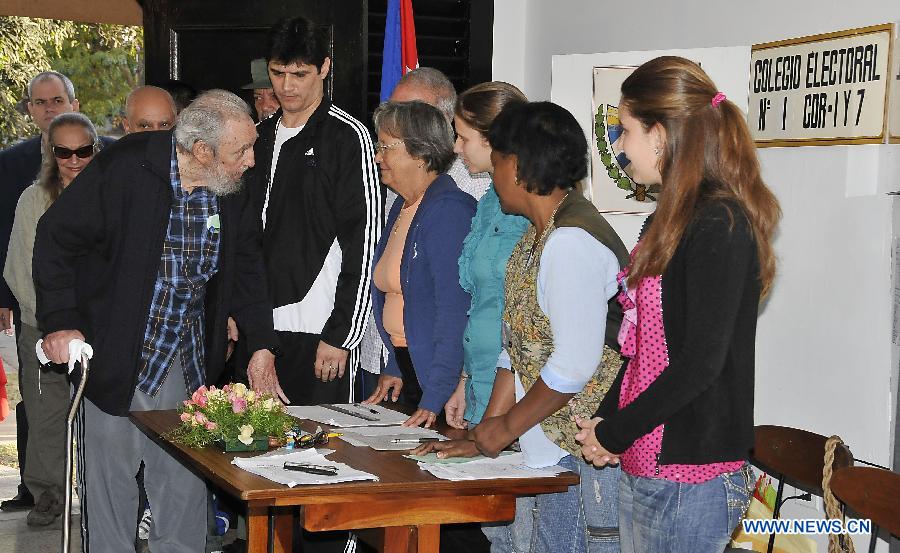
241,17,382,409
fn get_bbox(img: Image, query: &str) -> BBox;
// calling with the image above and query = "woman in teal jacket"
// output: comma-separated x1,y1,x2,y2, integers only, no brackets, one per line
446,82,529,429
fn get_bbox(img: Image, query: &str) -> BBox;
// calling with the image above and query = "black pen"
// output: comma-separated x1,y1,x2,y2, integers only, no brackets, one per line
390,437,440,444
283,462,338,476
352,402,380,415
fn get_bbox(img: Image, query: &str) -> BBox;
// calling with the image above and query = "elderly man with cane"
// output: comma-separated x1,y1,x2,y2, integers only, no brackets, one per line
33,89,283,552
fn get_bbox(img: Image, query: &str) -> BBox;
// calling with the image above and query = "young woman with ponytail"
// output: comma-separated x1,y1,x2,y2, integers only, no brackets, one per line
575,56,781,552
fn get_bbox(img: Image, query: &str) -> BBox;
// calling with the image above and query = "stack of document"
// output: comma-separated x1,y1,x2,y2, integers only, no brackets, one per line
340,425,447,451
232,448,378,487
412,452,567,481
286,403,409,427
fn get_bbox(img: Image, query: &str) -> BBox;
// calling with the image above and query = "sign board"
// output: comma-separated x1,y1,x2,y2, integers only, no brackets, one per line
749,24,893,147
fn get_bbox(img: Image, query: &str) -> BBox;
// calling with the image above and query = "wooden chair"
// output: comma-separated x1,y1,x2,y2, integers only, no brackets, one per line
749,425,854,553
830,466,900,553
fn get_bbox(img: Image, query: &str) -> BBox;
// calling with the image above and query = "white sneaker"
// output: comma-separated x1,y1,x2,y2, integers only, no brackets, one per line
137,507,152,540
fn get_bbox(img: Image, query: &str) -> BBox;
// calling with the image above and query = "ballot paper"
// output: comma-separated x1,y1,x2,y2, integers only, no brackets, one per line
340,425,447,451
232,448,378,487
286,403,409,427
415,452,567,481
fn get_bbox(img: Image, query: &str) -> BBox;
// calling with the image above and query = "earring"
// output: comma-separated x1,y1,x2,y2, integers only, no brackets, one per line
654,146,661,157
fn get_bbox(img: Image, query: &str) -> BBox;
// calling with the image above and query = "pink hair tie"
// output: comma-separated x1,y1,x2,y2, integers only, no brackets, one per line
711,92,727,108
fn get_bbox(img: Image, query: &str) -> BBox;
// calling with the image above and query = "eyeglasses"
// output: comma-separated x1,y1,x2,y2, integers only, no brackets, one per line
374,140,404,154
52,144,95,159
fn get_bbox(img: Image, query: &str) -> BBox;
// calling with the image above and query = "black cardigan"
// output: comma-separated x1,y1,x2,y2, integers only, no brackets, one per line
594,199,760,465
33,130,276,416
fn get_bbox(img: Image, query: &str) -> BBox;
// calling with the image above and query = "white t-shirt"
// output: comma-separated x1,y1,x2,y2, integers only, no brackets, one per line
261,119,303,228
262,119,344,334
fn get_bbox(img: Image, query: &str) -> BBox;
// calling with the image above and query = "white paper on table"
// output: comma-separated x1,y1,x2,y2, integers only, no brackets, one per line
340,426,447,451
231,448,378,487
286,404,409,427
417,452,567,481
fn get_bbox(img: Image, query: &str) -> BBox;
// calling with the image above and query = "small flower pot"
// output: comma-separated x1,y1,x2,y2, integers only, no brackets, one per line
220,436,269,452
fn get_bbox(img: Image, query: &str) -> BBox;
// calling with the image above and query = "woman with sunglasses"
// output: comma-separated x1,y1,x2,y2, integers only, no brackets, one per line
3,112,101,526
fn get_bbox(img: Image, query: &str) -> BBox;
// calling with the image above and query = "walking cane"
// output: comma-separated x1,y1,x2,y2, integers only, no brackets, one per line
36,339,92,553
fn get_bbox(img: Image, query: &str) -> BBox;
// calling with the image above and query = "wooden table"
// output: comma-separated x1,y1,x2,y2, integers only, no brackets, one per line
131,409,578,553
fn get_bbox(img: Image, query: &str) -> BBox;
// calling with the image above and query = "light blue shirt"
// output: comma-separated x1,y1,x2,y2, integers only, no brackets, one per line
458,184,529,423
497,227,619,467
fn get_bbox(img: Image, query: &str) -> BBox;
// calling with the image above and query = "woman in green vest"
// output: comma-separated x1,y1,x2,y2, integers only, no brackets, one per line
416,101,628,553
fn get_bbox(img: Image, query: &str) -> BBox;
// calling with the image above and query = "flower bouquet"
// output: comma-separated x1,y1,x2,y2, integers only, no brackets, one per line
171,383,294,452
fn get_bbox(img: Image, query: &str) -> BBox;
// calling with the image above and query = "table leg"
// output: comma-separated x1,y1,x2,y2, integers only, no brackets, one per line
247,505,269,553
383,524,440,553
416,525,439,552
272,508,293,553
247,505,293,553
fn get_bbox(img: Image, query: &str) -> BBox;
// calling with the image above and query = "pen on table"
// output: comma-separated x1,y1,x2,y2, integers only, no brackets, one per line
283,463,338,476
352,403,380,415
390,437,441,444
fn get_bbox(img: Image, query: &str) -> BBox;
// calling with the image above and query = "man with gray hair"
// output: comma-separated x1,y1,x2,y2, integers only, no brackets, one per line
389,67,492,200
33,89,281,551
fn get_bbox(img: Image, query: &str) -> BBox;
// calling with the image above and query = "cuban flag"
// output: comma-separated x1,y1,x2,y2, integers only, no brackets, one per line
380,0,419,101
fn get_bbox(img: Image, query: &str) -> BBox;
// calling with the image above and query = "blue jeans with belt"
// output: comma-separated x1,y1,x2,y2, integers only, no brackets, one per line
618,464,752,553
483,454,620,553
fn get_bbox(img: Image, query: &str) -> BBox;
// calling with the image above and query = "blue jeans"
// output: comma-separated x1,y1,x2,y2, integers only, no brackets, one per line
618,465,752,553
483,455,620,553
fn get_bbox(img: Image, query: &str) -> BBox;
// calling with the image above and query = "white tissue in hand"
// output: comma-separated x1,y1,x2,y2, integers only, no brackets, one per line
35,338,94,374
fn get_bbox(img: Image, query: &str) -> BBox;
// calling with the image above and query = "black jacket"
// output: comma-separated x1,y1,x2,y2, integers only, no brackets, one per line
0,135,114,308
245,101,381,350
594,199,760,465
33,130,276,416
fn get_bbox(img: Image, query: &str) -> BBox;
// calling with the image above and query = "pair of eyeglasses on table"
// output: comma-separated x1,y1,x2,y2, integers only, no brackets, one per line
295,427,341,449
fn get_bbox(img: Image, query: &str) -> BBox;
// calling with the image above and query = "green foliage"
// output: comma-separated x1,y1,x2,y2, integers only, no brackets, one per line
170,383,294,449
0,16,142,148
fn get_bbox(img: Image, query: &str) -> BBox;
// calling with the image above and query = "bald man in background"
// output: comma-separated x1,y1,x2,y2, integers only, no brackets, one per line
123,85,177,133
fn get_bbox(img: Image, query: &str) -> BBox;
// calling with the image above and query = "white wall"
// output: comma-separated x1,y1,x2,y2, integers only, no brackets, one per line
493,2,900,551
494,0,900,102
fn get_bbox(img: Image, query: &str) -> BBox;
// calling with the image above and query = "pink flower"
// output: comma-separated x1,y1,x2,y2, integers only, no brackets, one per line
194,412,208,425
191,386,209,408
180,412,192,422
205,421,218,431
231,397,247,414
182,400,193,408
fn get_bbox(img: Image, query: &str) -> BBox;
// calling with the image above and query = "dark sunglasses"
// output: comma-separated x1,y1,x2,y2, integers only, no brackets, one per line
52,144,95,159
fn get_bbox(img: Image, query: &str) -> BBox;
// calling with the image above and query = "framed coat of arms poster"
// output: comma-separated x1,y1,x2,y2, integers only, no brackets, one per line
590,65,658,215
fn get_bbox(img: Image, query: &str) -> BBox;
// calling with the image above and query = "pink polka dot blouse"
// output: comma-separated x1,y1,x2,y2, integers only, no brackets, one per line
616,265,744,484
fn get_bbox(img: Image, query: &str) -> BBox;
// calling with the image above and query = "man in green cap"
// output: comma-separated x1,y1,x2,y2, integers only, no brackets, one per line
242,58,280,122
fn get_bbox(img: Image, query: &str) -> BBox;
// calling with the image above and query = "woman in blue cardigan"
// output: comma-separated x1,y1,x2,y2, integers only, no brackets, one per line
364,100,476,428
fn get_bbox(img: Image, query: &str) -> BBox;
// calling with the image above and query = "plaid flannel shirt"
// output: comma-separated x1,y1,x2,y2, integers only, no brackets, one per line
137,139,221,397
